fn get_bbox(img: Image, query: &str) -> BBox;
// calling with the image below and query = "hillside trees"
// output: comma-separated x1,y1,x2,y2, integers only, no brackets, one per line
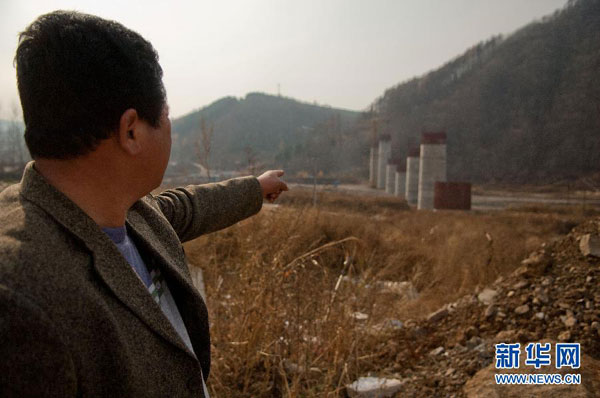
194,117,214,179
371,0,600,183
170,93,360,176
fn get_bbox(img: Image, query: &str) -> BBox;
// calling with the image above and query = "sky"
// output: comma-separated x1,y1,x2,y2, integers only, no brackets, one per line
0,0,568,119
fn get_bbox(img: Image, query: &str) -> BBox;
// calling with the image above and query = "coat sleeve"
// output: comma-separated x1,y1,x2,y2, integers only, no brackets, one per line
0,284,77,398
154,176,264,243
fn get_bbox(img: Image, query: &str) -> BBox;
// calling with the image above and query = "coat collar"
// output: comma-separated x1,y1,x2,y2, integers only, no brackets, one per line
19,162,198,360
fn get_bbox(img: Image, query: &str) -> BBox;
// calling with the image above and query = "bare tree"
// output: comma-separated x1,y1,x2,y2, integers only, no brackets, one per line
303,116,338,206
194,117,213,180
0,103,25,176
8,103,24,167
243,145,257,176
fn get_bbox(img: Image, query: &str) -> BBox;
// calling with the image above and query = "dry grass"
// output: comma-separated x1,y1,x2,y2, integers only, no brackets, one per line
507,203,600,218
183,189,594,397
0,180,15,193
276,187,409,214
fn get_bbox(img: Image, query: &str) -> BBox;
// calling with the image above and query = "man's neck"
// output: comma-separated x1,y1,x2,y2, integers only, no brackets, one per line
34,157,137,228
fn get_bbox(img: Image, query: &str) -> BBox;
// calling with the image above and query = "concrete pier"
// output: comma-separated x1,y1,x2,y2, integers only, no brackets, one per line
405,147,420,205
377,135,391,189
418,132,447,210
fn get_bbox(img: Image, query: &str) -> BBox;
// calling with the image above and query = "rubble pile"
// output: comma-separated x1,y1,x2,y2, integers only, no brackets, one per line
352,218,600,397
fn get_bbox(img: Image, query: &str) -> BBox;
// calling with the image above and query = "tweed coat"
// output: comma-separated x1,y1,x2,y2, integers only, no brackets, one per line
0,162,263,397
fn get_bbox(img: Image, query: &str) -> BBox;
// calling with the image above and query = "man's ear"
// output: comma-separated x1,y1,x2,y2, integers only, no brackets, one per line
117,108,142,155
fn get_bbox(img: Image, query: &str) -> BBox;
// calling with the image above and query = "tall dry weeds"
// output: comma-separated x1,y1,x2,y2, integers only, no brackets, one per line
183,191,593,397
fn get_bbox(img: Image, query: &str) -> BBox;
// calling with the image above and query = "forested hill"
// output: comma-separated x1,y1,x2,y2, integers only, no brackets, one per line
371,0,600,184
170,92,359,174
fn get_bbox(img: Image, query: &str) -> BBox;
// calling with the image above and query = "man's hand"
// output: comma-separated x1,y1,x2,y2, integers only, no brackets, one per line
257,170,288,203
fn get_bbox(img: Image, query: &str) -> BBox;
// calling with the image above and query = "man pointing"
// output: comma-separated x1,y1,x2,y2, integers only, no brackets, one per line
0,10,287,397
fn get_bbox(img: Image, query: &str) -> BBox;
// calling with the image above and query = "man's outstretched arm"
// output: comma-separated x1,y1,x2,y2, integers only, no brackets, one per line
155,170,287,243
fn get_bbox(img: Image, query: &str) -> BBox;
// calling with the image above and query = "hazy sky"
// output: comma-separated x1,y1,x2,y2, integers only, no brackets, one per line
0,0,567,119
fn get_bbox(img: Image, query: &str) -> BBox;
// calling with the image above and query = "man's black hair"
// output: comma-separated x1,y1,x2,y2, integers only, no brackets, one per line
15,10,166,159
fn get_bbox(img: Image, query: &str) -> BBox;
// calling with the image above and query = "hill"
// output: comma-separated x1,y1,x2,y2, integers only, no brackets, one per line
369,0,600,184
170,93,360,176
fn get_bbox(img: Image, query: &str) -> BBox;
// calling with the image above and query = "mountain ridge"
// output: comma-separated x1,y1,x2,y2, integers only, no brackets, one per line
170,92,360,174
369,0,600,184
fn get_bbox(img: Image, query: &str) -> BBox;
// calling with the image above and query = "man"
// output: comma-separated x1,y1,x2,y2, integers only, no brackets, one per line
0,10,287,398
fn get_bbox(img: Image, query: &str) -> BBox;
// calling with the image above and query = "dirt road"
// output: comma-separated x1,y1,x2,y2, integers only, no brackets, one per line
289,183,600,211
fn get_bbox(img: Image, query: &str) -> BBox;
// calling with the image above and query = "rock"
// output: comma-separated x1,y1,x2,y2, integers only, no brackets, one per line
377,280,419,299
535,312,545,320
541,277,553,287
413,326,428,338
283,359,301,374
389,319,404,329
429,346,445,356
464,341,600,398
368,319,404,335
515,304,530,315
513,266,529,278
352,312,369,321
494,329,517,342
466,336,483,349
484,305,496,318
427,307,449,323
423,375,441,388
464,360,480,376
507,290,515,297
519,251,553,276
586,276,593,283
477,288,497,305
514,280,529,290
563,316,577,327
537,292,550,304
558,331,571,341
579,234,600,257
283,360,321,376
466,326,479,339
346,377,404,398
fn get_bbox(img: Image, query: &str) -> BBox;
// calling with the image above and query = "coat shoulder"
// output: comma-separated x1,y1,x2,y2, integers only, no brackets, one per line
0,183,90,292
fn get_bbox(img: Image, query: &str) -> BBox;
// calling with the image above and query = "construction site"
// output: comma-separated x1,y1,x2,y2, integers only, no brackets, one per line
369,129,472,211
